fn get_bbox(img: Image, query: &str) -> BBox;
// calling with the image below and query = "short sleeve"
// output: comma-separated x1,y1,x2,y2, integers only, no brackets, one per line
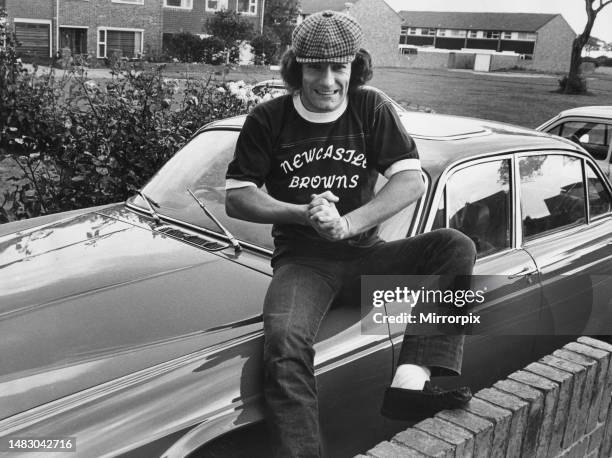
369,98,420,177
226,112,273,188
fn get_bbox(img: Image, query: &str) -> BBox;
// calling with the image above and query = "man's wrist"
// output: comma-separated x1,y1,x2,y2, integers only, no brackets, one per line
342,214,354,238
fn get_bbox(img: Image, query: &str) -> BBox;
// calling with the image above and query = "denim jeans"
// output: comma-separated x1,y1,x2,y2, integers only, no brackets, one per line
263,229,477,458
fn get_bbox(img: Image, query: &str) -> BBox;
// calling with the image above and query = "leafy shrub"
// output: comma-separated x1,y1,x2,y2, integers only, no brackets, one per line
0,10,269,222
163,32,205,62
558,75,588,94
251,32,280,65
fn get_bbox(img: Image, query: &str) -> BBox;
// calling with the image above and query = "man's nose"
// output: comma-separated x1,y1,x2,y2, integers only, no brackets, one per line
320,65,334,86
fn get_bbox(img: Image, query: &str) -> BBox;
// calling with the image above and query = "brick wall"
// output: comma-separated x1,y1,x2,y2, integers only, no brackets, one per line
5,0,53,20
360,337,612,458
398,50,450,69
522,15,575,73
349,0,402,68
490,54,521,71
162,0,262,36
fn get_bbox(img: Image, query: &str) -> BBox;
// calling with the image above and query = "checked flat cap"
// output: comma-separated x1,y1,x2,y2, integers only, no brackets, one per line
292,10,363,63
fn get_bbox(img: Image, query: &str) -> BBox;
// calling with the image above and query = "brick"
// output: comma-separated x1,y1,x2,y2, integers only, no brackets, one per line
540,354,586,449
393,428,454,458
587,423,604,454
577,337,612,353
494,379,544,458
557,435,588,458
524,362,573,457
437,409,493,458
601,401,612,457
564,342,611,432
554,348,598,439
508,370,559,458
476,388,529,458
462,398,512,458
414,418,475,458
367,440,427,458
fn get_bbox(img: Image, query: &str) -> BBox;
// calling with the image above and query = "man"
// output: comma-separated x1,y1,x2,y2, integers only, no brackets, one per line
225,10,476,458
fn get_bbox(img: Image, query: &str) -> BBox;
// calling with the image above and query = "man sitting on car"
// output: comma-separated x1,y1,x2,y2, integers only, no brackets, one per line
225,10,476,458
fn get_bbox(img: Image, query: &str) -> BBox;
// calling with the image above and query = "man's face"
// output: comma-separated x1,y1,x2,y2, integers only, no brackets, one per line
300,62,352,113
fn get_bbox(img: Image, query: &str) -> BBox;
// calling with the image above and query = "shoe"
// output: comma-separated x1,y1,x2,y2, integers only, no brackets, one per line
380,381,472,421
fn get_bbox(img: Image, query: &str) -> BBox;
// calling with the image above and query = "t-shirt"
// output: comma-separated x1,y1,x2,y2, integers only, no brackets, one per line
226,87,420,261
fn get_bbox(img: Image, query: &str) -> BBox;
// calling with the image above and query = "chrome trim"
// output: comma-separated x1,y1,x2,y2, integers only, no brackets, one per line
512,153,523,248
408,172,430,237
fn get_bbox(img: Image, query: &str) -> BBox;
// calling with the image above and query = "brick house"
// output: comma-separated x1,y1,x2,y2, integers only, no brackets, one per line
2,0,264,61
162,0,264,42
3,0,163,60
299,0,403,67
398,11,576,72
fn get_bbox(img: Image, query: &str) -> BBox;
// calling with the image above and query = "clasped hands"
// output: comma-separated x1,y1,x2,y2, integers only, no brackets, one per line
307,191,351,241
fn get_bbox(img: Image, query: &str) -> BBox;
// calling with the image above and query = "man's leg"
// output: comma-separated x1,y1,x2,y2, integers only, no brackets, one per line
356,229,476,419
263,260,341,458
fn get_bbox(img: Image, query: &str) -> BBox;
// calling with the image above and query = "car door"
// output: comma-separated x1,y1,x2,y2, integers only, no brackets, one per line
421,156,543,389
544,118,612,178
517,151,612,343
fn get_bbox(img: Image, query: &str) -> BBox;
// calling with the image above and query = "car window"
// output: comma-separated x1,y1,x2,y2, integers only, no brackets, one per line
434,159,512,258
586,163,612,218
520,154,586,239
558,121,610,160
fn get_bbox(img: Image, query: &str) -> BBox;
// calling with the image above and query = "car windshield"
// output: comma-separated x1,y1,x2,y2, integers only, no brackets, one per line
131,128,420,249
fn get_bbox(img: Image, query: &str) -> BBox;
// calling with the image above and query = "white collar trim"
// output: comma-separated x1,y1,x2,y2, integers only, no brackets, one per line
293,92,348,123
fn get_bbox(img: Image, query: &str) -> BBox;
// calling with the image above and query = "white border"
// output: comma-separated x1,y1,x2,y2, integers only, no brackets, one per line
97,26,144,59
163,0,193,9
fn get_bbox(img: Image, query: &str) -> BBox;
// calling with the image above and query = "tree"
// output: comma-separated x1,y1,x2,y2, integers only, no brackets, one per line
564,0,612,93
264,0,300,48
207,10,254,64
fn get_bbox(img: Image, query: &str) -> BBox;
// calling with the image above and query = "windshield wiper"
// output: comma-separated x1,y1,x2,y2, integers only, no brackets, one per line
135,190,162,225
187,188,241,253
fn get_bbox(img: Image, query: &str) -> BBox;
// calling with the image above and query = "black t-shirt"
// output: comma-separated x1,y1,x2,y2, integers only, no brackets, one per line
226,87,419,261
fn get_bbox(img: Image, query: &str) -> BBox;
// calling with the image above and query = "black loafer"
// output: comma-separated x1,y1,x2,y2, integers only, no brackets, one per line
381,381,472,421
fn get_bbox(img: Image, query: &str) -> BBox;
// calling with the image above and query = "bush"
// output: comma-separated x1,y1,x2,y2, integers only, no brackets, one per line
251,33,280,65
558,74,588,94
0,10,268,222
163,32,204,62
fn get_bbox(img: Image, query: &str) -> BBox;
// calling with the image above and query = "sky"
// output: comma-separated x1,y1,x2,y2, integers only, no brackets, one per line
385,0,612,43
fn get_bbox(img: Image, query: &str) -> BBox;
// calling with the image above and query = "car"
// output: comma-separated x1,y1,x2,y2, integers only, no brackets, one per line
2,108,612,458
537,106,612,178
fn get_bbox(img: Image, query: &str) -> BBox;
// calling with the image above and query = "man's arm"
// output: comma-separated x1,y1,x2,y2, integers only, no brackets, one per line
309,170,425,240
226,186,309,225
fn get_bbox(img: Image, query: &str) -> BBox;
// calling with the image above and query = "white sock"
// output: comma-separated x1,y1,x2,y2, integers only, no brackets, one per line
390,364,431,390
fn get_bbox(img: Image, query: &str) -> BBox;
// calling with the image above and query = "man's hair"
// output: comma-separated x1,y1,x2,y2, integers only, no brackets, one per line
280,48,373,93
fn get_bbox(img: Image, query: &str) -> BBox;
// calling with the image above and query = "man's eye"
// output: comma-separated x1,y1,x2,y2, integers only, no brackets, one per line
307,63,322,70
332,64,348,71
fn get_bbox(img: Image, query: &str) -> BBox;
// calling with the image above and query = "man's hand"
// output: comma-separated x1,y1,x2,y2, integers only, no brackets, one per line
307,191,351,241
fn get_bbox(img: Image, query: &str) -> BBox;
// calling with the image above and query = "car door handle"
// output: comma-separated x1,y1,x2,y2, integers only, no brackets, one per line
508,266,538,279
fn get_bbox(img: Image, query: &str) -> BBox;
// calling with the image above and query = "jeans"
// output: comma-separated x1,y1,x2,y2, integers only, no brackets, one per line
263,229,477,458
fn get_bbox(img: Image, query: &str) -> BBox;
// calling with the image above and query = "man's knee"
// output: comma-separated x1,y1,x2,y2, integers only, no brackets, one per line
264,326,314,368
434,228,476,261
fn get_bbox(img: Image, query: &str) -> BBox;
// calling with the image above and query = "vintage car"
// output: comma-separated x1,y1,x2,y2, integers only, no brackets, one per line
537,106,612,178
1,109,612,458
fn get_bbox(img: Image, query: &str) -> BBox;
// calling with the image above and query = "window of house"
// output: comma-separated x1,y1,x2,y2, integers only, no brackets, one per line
520,154,585,239
98,28,143,59
433,159,512,257
164,0,193,8
485,31,500,39
409,27,417,35
437,29,446,37
517,32,536,41
111,0,144,4
468,30,478,38
503,31,512,40
449,29,466,37
237,0,256,14
206,0,228,11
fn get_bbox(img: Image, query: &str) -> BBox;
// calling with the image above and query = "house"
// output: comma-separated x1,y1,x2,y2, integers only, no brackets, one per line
298,0,403,67
398,11,576,73
162,0,264,44
2,0,264,61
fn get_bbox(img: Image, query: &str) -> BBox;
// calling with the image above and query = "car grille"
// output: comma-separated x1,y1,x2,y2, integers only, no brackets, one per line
156,226,227,251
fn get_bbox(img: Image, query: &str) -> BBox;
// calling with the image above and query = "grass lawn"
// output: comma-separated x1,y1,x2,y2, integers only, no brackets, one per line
369,67,612,128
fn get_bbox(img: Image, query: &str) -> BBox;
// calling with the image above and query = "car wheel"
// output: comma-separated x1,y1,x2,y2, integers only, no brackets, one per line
189,422,271,458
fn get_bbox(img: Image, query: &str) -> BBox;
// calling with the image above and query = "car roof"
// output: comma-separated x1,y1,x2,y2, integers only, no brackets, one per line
204,111,583,177
555,106,612,119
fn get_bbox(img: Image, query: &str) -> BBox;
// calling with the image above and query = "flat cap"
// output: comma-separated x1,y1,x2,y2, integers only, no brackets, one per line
292,10,363,63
